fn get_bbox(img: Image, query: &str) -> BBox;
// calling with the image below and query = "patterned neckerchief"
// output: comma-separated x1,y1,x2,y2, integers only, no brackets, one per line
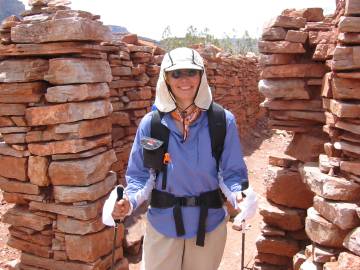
170,106,202,142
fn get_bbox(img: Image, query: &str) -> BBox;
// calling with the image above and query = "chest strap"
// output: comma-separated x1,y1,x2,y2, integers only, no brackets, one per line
150,188,224,247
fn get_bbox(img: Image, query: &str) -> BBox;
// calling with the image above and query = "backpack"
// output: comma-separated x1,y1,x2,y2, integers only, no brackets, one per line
148,102,226,190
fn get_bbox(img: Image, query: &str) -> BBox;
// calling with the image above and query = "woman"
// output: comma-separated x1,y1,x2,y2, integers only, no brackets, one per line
111,47,248,270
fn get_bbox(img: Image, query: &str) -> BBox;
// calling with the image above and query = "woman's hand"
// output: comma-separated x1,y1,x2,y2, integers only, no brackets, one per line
112,197,131,220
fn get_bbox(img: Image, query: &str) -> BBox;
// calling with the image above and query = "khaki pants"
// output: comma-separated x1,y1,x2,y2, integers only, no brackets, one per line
141,218,227,270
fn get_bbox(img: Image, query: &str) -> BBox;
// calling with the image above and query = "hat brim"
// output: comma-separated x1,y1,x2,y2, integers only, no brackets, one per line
164,63,203,72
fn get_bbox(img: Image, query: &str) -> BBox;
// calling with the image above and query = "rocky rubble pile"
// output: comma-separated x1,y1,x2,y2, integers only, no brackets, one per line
299,0,360,269
255,7,335,270
0,1,128,270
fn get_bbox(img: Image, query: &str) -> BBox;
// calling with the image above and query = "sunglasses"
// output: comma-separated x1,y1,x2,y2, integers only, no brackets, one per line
168,69,201,79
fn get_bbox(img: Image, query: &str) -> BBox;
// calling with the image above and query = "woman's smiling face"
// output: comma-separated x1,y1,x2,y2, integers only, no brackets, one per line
165,69,202,108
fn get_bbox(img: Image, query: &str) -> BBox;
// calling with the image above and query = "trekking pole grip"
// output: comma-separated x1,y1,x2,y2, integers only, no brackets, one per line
115,186,124,224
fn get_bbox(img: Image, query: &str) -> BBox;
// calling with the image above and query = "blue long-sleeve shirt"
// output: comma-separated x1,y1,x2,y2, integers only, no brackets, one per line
125,109,248,238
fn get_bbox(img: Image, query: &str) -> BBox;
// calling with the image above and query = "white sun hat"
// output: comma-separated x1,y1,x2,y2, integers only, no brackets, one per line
154,47,213,112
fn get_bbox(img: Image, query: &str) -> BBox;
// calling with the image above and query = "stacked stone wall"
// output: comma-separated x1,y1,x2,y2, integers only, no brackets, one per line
255,7,335,270
257,0,360,269
300,0,360,269
0,2,128,269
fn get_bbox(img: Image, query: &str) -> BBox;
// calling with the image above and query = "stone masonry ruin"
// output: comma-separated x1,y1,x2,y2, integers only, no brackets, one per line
0,1,262,269
256,0,360,269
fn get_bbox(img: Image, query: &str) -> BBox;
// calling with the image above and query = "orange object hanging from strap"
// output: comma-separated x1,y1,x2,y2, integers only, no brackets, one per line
163,152,171,165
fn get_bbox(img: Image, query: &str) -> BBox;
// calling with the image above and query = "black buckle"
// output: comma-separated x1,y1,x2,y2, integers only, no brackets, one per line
176,196,199,207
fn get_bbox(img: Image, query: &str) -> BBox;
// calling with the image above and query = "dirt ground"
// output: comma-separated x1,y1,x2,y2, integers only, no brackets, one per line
0,118,292,270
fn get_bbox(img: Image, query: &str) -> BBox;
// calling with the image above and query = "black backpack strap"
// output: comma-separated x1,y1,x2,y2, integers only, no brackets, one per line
207,102,226,172
151,110,170,190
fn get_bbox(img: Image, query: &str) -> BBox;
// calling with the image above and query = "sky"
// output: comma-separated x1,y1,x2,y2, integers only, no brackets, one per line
20,0,336,40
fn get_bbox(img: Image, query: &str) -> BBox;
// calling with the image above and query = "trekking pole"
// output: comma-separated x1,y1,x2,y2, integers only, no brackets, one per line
111,186,124,270
241,220,245,270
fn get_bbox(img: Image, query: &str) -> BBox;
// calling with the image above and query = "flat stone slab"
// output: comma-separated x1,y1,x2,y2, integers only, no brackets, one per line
2,205,52,231
28,134,111,156
300,163,360,201
261,99,322,111
339,16,360,33
343,227,360,256
261,64,327,79
255,235,300,257
337,252,360,270
266,166,314,209
53,172,116,202
305,207,349,248
258,41,305,54
268,15,306,29
332,46,360,71
29,197,106,221
65,226,123,263
0,59,48,83
49,150,116,186
258,79,310,100
259,199,306,231
0,155,27,181
45,83,110,103
25,100,113,126
332,77,360,100
313,195,360,230
0,176,40,195
56,215,105,235
44,58,112,85
11,18,112,43
0,82,45,103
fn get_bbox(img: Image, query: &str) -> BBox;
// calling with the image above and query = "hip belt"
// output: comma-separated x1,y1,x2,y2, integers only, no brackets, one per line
150,188,224,247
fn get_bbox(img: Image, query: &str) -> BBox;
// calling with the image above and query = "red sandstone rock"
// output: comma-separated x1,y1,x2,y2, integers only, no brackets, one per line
0,59,48,83
259,199,306,231
45,83,110,103
7,236,51,258
332,77,360,100
261,99,322,111
337,251,360,270
340,160,360,175
266,166,314,209
285,133,326,162
29,197,105,220
269,15,306,29
111,112,131,126
53,172,116,202
343,227,360,256
345,0,360,15
261,64,327,79
305,207,350,248
261,27,287,41
330,99,360,117
313,195,360,230
9,227,52,246
282,8,324,22
28,156,50,186
65,226,123,263
256,235,300,257
0,176,40,195
56,215,105,235
256,252,290,266
259,54,296,66
25,100,113,126
332,46,360,71
44,58,112,84
0,104,26,116
0,142,30,157
49,150,116,186
293,251,307,270
2,206,52,231
300,163,360,201
339,16,360,32
0,82,45,103
285,30,308,43
258,79,310,99
0,155,27,181
28,134,112,156
258,41,305,54
11,18,111,43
